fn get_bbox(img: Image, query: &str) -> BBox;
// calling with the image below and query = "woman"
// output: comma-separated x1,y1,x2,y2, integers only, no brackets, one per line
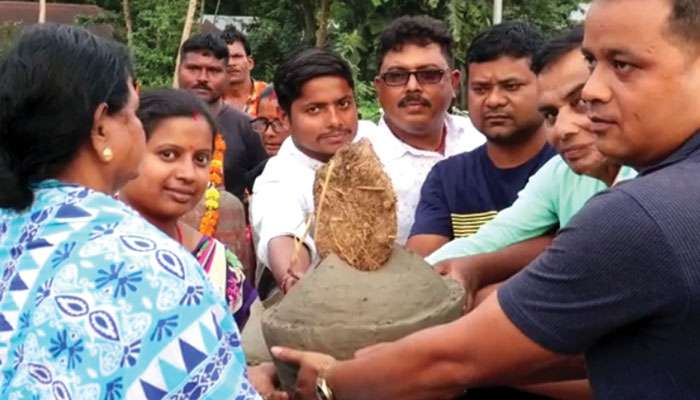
0,24,261,399
119,88,254,327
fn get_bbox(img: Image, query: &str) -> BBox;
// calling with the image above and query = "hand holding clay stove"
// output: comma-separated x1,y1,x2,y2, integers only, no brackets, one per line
262,139,465,393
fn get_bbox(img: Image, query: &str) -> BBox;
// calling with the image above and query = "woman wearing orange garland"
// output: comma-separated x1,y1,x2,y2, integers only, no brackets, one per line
119,88,252,324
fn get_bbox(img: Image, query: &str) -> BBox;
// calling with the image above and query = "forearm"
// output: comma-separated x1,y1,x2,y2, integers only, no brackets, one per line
326,294,563,400
470,235,553,289
328,323,473,400
519,379,592,400
267,236,311,286
406,234,450,257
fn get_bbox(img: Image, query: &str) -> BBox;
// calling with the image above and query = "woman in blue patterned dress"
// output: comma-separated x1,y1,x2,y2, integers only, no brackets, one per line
0,24,262,399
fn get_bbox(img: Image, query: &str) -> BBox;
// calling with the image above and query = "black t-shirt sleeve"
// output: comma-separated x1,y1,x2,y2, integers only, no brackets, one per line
409,164,453,238
498,188,682,354
242,121,269,168
240,119,269,190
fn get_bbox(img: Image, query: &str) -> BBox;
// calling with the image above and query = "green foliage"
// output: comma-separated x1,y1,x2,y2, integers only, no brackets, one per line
0,22,21,58
130,0,188,87
43,0,584,102
76,0,189,87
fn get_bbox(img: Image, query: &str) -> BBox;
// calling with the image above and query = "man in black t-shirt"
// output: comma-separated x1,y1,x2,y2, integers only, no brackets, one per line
407,22,554,256
177,33,268,202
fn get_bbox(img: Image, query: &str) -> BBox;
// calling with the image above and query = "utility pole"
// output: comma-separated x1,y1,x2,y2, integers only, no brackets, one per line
173,0,199,88
38,0,46,23
493,0,503,24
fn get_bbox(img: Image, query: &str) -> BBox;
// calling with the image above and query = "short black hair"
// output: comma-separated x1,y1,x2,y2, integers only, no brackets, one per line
467,21,544,65
180,32,229,62
668,0,700,45
273,48,354,116
531,25,584,75
0,24,133,211
137,89,218,145
377,15,454,69
220,25,251,55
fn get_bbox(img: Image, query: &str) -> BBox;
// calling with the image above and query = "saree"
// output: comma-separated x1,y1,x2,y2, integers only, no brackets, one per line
0,181,260,399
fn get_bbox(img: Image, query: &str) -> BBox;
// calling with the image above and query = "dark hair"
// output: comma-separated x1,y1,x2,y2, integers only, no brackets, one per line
531,25,584,75
467,21,544,65
668,0,700,44
273,48,354,115
180,33,229,62
220,25,251,55
0,24,133,211
137,89,217,145
377,15,454,69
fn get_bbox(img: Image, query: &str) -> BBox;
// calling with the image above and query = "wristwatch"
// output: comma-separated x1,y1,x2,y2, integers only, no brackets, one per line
315,375,335,400
316,363,335,400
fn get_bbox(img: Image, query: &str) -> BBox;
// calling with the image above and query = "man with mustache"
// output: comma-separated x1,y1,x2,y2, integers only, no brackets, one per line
220,25,268,117
369,15,485,245
406,22,555,257
177,33,268,202
430,27,637,302
271,0,700,398
250,48,363,299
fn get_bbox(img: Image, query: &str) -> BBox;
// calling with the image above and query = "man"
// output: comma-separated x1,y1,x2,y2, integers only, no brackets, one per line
177,33,268,202
251,48,360,299
220,25,268,116
406,22,556,257
272,1,700,398
369,15,485,245
429,26,637,302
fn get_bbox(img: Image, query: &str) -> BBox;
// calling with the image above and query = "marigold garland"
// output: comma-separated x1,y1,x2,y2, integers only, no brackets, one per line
199,133,226,236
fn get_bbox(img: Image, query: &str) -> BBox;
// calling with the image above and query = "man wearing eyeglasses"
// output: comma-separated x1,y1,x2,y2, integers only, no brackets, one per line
406,22,555,257
369,15,485,246
251,85,290,157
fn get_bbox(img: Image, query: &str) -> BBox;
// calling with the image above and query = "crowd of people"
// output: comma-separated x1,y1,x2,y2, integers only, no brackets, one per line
1,0,700,398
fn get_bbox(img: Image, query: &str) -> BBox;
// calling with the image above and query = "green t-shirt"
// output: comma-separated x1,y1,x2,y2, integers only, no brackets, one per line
426,156,637,264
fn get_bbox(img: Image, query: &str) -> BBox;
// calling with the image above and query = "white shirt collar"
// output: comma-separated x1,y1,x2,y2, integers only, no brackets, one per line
374,113,473,160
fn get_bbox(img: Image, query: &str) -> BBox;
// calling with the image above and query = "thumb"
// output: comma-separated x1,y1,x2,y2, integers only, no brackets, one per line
270,346,302,364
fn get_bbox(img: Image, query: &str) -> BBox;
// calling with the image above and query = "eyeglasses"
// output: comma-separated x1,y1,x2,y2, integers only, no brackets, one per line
250,117,288,134
378,69,446,87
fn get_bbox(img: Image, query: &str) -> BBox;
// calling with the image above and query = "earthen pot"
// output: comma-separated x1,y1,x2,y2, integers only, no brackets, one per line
261,246,466,390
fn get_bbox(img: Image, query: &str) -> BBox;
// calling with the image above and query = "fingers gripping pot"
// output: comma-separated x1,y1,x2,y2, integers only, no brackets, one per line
261,140,465,391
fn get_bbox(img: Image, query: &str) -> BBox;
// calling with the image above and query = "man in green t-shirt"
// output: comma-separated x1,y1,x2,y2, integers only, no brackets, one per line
430,26,636,307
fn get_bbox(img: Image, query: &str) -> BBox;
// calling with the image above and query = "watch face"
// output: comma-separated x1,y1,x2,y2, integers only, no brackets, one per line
316,385,328,400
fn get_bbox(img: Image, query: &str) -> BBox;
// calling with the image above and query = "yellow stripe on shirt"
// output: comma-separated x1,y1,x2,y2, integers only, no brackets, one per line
451,211,498,238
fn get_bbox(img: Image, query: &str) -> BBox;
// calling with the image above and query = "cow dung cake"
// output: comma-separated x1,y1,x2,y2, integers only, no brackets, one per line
261,139,465,390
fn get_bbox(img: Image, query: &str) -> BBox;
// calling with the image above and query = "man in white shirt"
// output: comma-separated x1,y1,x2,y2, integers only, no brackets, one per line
251,47,367,299
369,15,485,244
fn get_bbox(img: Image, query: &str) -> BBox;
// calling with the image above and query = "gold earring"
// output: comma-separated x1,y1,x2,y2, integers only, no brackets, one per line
102,147,114,162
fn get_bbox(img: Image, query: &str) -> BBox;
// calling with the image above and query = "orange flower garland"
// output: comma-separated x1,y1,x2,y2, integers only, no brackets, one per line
199,133,226,236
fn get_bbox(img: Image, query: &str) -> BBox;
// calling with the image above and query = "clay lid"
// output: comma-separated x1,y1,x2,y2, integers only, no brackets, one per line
265,247,464,327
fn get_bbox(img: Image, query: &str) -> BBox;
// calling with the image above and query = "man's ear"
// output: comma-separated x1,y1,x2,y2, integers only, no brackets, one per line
248,56,255,71
450,69,461,92
90,103,111,155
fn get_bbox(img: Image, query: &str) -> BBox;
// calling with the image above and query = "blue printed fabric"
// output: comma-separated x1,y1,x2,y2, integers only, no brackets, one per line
0,181,260,400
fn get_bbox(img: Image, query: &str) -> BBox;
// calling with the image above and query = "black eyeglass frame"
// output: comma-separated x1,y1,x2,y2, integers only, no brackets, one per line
377,69,447,87
250,117,288,134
